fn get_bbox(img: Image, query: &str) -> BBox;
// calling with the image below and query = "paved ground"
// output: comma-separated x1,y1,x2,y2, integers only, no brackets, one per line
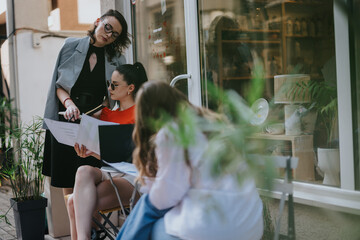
0,185,16,240
2,181,360,240
0,185,70,240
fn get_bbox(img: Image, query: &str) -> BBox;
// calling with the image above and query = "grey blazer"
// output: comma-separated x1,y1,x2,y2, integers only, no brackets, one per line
43,36,126,129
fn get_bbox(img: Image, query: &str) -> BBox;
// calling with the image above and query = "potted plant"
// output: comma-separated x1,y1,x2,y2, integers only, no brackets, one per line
290,79,339,185
0,116,47,239
0,97,16,180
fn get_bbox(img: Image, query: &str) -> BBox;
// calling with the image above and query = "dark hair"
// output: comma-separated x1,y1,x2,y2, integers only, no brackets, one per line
116,62,148,97
88,9,131,61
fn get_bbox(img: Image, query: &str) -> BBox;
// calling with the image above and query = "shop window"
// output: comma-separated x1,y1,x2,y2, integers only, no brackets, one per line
199,0,339,186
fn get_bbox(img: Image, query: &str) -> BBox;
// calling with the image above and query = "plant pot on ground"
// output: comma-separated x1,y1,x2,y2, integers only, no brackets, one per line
0,117,47,239
11,196,48,239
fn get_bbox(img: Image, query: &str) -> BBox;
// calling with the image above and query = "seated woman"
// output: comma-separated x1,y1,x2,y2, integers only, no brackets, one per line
117,81,264,240
67,62,147,240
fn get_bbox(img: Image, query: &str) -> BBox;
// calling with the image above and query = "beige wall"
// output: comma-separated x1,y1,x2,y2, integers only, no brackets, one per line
14,0,48,31
57,0,91,31
6,0,88,124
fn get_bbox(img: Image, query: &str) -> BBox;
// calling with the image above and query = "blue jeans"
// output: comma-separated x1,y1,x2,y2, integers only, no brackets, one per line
117,194,178,240
151,218,180,240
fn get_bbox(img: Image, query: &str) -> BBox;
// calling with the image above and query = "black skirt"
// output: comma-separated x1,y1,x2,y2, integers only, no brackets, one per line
42,129,102,188
42,44,107,188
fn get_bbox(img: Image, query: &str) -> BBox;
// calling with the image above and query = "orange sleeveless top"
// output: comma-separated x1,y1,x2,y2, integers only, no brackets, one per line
99,105,135,124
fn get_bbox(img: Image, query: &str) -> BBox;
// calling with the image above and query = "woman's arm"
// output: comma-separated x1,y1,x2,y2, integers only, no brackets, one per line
149,129,191,210
56,87,80,121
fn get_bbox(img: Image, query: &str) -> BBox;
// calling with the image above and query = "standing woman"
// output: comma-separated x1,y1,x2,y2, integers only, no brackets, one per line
42,9,131,195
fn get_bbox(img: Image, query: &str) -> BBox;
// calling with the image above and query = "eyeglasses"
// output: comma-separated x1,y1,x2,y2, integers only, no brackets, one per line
101,19,120,39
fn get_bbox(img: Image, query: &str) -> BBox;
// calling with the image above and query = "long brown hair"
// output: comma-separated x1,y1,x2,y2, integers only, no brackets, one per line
133,81,217,183
88,9,131,61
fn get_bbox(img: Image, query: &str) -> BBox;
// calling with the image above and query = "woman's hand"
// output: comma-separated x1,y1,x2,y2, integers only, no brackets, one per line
57,87,80,121
74,143,100,160
64,101,80,121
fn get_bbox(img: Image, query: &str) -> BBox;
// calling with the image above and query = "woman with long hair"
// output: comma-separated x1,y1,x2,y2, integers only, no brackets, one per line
117,81,264,240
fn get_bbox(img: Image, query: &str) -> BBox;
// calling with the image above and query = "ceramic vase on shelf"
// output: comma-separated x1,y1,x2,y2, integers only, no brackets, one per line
284,104,302,135
317,148,340,186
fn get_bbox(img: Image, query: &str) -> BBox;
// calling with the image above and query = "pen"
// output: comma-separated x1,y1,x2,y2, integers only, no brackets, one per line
68,115,75,122
59,112,81,121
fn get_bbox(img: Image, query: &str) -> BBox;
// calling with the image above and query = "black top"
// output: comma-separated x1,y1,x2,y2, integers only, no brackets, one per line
66,44,107,114
43,44,107,188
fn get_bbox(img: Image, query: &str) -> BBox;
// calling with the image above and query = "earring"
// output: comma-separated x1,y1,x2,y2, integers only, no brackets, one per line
128,92,130,95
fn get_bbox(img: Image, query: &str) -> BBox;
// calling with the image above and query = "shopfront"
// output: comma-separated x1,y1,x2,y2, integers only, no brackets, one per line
122,0,360,217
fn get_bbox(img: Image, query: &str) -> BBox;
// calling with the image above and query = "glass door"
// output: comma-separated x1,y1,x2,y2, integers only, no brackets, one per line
131,0,201,106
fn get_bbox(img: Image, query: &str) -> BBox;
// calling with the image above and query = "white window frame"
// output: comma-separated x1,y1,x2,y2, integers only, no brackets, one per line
117,0,134,64
334,0,355,190
184,0,202,106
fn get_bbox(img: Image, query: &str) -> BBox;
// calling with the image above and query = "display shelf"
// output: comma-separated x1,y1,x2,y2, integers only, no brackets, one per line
249,133,316,181
223,76,275,81
215,0,331,96
285,35,323,39
266,0,326,9
222,28,280,33
222,40,280,44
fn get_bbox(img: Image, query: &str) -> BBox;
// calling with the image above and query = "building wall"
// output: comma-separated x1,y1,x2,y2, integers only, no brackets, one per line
14,31,85,124
56,0,91,31
8,0,97,123
14,0,48,31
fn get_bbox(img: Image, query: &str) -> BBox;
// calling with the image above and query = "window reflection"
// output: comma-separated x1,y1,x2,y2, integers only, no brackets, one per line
199,0,339,186
133,0,187,94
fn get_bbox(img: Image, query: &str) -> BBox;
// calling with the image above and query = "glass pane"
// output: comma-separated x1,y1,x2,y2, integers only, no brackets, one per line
198,0,339,186
132,0,187,94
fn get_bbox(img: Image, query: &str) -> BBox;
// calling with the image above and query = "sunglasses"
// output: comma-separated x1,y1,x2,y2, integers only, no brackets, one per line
107,81,129,91
106,81,118,90
101,19,120,39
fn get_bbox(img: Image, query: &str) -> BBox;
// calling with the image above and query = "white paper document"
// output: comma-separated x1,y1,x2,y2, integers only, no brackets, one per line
44,114,118,155
102,161,138,177
76,114,118,155
44,118,79,146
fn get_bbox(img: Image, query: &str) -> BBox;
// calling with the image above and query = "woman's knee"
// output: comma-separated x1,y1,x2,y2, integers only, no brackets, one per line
67,194,74,214
75,165,98,184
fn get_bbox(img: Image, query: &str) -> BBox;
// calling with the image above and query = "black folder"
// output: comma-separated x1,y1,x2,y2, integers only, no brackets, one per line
98,124,135,164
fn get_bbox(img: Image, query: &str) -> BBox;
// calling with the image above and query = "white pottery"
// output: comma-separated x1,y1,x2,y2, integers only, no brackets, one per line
317,148,340,186
284,104,301,135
